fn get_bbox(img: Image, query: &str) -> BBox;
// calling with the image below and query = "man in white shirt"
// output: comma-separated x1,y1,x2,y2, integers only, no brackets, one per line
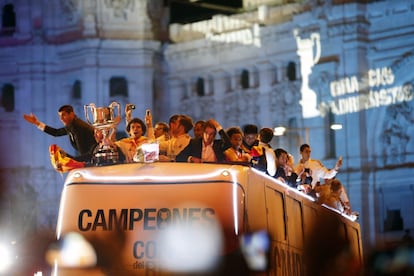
294,144,349,204
295,144,342,188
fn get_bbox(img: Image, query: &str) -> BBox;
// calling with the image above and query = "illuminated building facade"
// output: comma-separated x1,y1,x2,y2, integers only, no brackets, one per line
0,0,413,252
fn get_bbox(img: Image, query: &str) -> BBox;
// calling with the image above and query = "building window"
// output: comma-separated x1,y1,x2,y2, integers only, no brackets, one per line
287,117,301,148
72,80,82,99
2,83,15,112
287,61,296,81
384,209,404,232
240,69,249,89
273,67,279,84
2,4,16,36
207,75,214,96
110,77,128,97
196,77,205,97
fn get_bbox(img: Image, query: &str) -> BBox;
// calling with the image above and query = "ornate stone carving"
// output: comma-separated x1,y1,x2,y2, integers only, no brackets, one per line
61,0,80,22
104,0,135,20
381,101,413,165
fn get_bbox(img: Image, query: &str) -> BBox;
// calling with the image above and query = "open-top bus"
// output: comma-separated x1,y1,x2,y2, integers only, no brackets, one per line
53,162,363,275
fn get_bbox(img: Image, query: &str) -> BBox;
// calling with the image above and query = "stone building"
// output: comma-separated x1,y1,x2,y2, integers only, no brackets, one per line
0,0,413,259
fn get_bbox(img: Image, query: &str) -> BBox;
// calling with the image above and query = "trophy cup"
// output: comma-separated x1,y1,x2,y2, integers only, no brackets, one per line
84,102,121,166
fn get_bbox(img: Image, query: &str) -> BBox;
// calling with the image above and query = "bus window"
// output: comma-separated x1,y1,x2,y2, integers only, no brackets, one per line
265,187,286,241
286,197,304,248
303,204,318,235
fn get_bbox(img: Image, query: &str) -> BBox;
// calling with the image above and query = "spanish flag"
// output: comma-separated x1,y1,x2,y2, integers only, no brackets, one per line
49,144,85,173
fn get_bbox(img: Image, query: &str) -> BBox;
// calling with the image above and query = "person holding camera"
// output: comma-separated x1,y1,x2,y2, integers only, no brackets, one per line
295,144,342,188
296,167,314,195
294,144,343,199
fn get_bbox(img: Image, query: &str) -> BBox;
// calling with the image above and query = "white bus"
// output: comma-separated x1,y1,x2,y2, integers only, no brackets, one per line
53,162,363,275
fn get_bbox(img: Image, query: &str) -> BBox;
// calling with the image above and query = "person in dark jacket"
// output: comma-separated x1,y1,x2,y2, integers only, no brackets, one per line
274,148,299,188
23,105,97,158
176,119,231,163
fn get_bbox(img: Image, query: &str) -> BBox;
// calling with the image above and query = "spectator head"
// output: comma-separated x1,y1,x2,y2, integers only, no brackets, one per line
126,118,146,137
202,120,217,145
259,127,274,144
274,148,288,166
168,114,181,136
58,105,75,126
170,114,193,136
193,120,206,138
274,148,288,158
330,179,343,194
227,127,243,149
154,122,169,138
299,143,311,161
242,124,258,146
179,115,194,134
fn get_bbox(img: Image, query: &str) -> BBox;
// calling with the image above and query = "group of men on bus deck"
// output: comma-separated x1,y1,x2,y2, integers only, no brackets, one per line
23,105,355,216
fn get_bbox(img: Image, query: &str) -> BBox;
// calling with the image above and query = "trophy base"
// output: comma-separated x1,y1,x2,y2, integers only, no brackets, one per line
92,148,119,166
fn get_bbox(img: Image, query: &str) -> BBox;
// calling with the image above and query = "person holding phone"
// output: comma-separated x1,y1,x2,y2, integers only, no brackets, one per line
294,143,342,189
294,143,346,199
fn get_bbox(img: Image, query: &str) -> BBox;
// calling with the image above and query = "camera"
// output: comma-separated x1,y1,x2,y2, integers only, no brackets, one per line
304,175,313,184
126,104,135,111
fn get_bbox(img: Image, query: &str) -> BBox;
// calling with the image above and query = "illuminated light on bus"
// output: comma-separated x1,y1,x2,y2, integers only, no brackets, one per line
228,169,241,236
70,165,229,183
56,188,69,240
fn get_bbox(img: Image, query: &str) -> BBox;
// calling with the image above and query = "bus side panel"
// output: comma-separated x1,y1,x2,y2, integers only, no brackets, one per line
345,223,364,265
56,181,245,274
245,172,268,232
264,180,307,276
302,201,364,275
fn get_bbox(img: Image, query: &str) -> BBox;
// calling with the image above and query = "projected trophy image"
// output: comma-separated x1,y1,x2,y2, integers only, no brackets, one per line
294,28,321,118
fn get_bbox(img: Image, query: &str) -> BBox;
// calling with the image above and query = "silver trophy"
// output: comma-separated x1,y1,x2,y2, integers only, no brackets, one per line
85,102,121,166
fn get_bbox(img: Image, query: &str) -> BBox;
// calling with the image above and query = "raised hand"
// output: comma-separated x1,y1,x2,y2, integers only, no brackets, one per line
23,113,39,126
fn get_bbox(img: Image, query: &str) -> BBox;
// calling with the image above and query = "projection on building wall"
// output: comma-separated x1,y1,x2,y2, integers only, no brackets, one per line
294,30,413,118
294,29,321,118
322,67,413,115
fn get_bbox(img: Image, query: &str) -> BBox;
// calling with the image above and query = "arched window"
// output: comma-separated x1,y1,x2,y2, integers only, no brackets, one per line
287,61,296,81
110,77,128,97
72,80,82,99
384,209,403,232
2,4,16,36
240,69,249,89
2,83,15,112
196,77,205,97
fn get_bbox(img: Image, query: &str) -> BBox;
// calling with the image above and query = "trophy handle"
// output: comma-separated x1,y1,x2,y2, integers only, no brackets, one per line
109,101,121,125
84,103,96,124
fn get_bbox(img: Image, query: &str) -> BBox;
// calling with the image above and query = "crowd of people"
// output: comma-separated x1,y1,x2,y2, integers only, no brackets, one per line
23,104,356,216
